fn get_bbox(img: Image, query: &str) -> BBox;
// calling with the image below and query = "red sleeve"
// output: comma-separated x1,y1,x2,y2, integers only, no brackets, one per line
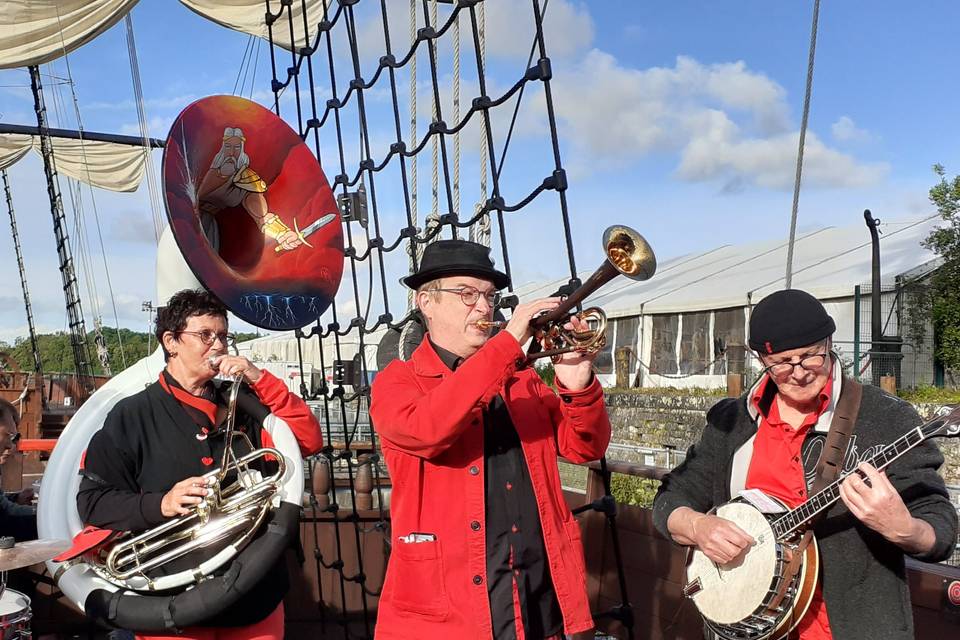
251,370,324,456
538,374,611,463
370,331,525,459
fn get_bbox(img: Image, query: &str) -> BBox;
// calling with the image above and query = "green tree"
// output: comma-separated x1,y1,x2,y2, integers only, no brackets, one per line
0,329,262,376
924,164,960,375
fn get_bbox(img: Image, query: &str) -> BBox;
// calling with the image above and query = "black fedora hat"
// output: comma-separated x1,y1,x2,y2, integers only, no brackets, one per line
402,239,510,290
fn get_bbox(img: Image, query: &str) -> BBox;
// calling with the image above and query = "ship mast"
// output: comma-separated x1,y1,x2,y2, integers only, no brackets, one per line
28,65,95,392
1,169,44,385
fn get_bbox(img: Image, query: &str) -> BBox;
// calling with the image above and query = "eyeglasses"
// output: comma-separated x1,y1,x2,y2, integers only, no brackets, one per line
179,330,237,347
763,353,829,377
434,286,501,307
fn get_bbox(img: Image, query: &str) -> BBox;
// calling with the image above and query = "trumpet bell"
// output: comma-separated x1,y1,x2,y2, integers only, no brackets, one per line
602,224,657,282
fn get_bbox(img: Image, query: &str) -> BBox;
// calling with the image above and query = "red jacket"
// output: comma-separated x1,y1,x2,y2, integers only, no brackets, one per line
369,331,611,639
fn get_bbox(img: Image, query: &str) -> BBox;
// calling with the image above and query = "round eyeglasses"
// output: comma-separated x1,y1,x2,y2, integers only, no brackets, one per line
179,330,237,347
763,353,828,377
434,286,501,307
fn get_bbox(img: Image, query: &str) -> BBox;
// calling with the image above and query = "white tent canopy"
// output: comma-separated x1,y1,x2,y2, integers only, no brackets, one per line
516,215,941,317
237,327,385,372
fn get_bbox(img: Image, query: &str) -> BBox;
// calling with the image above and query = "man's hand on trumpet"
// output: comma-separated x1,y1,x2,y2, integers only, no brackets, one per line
552,314,596,391
503,297,561,345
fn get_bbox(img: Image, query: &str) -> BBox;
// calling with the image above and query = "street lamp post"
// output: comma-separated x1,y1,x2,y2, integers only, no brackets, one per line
142,301,155,354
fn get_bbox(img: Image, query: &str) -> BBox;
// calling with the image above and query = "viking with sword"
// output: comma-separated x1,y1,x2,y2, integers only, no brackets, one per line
197,126,334,253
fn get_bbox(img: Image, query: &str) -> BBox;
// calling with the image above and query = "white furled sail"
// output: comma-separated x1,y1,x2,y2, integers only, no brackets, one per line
0,134,33,170
180,0,329,52
0,134,147,192
0,0,140,69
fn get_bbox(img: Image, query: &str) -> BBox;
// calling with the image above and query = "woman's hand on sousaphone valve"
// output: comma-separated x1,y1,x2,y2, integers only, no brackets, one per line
160,476,214,518
209,354,263,384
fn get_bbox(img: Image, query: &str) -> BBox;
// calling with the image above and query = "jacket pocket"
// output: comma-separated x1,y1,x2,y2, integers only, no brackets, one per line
391,538,450,621
563,520,588,584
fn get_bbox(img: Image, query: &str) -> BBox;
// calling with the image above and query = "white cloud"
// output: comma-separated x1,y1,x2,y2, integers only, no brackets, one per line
547,51,887,189
119,115,174,139
678,125,887,190
484,0,594,61
831,115,873,143
348,0,592,66
112,211,158,244
84,94,200,112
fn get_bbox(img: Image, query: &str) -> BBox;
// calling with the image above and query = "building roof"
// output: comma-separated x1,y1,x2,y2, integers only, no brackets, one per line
514,215,941,317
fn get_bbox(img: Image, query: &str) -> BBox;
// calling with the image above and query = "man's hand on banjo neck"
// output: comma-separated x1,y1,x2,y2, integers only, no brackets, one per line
668,506,755,565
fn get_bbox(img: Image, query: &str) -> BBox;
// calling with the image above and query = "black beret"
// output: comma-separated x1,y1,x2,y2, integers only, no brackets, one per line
748,289,836,354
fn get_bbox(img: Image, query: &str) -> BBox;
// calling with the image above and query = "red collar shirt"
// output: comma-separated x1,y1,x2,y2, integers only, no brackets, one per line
745,374,833,640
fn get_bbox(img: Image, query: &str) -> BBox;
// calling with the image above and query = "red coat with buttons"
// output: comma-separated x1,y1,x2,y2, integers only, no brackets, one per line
369,331,611,639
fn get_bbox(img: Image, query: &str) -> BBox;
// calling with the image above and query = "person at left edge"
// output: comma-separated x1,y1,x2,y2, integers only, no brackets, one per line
0,399,37,542
77,289,324,640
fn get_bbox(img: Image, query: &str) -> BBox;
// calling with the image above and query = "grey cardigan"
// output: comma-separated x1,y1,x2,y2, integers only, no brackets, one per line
652,381,958,639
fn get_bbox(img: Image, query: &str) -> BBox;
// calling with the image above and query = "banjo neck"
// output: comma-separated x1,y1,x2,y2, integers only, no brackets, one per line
772,423,932,540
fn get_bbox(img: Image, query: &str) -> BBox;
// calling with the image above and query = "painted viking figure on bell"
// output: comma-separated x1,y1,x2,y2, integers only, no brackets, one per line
197,126,309,253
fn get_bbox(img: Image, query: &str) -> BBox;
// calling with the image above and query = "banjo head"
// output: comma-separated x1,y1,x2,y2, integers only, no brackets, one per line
686,501,778,625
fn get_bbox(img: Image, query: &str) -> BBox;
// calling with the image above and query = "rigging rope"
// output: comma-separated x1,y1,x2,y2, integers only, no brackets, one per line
407,0,419,308
427,0,441,243
52,29,129,370
784,0,821,289
124,13,165,244
452,5,461,223
260,0,633,635
233,34,256,95
473,0,490,247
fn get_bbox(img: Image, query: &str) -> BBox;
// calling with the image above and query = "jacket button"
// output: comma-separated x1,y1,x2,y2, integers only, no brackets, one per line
469,465,479,475
515,357,526,368
470,520,481,531
472,574,483,585
561,394,572,403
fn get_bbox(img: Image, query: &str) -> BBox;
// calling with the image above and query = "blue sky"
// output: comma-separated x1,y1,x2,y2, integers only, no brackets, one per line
1,0,958,346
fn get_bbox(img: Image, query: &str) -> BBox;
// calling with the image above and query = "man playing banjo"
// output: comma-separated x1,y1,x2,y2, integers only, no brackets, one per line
653,289,957,639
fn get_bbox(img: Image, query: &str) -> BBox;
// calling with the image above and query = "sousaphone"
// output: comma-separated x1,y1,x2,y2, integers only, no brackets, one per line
39,96,344,631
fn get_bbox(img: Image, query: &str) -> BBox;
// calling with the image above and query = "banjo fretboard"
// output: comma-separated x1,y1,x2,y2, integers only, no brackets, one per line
771,426,927,539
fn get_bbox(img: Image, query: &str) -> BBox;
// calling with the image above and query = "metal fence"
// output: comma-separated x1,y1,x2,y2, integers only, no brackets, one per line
850,282,940,389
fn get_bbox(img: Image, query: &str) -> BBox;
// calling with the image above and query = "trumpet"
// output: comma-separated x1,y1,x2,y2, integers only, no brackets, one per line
477,225,656,362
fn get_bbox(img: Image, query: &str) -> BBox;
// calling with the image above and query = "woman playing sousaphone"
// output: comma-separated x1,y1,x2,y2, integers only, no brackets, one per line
77,289,324,639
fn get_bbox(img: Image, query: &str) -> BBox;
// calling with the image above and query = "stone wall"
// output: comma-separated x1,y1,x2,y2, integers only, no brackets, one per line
605,392,960,487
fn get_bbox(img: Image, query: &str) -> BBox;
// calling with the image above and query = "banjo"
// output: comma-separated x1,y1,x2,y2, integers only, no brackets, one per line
682,405,960,640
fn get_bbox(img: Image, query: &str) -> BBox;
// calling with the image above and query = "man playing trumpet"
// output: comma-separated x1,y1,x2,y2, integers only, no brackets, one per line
370,239,611,639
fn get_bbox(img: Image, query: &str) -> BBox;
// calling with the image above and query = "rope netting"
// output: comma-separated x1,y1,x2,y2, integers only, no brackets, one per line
263,0,631,636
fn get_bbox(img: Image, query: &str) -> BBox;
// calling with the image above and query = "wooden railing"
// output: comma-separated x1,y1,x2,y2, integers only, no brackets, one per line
573,461,960,639
285,457,960,639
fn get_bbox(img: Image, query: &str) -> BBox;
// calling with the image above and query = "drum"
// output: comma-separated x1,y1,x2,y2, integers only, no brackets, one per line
0,589,31,640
